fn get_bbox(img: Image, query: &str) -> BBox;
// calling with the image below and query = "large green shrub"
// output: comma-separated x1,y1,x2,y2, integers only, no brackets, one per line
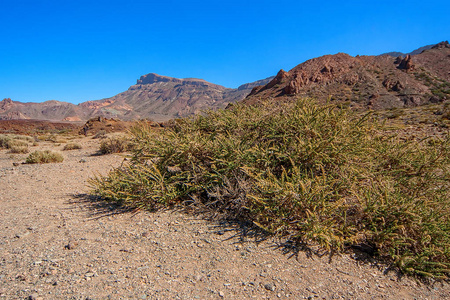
90,99,449,278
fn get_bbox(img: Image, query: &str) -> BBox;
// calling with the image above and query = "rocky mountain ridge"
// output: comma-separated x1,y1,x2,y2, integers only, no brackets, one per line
244,41,450,110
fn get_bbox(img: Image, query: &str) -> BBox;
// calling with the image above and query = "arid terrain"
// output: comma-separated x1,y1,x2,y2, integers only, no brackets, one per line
0,128,449,299
0,41,449,299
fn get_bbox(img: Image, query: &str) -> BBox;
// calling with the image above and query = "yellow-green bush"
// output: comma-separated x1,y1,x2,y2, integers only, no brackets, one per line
90,99,450,278
63,143,82,151
8,145,29,154
25,150,64,164
98,136,131,154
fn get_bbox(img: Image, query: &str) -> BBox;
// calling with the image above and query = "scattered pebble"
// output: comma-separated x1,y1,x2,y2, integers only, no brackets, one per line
264,283,276,291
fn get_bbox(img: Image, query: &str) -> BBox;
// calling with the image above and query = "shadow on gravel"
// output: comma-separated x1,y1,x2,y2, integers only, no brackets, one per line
69,193,409,282
69,193,135,220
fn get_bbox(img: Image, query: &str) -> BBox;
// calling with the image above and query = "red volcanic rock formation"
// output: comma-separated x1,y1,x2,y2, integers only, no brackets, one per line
397,55,415,72
243,43,450,110
0,98,14,112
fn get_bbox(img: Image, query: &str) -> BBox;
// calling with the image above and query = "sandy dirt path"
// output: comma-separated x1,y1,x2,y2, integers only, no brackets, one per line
0,137,449,299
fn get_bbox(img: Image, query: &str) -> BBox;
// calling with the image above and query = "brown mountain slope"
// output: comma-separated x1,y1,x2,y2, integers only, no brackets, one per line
80,74,274,121
244,41,450,110
0,98,86,121
0,75,273,122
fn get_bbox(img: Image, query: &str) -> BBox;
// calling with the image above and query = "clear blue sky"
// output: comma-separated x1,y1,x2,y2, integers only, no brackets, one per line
1,0,449,104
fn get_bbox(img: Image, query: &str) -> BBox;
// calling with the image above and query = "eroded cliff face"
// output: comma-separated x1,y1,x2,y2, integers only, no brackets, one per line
244,42,450,110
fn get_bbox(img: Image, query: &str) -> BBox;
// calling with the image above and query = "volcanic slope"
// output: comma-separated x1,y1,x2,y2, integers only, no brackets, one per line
0,98,86,122
244,41,450,110
0,75,273,122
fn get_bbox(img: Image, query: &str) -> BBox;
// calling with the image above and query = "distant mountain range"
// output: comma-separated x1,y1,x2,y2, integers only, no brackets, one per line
1,41,449,122
380,44,436,57
0,75,274,122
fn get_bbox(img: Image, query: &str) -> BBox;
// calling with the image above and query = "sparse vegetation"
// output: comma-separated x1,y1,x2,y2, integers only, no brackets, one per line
25,150,64,164
415,71,450,100
8,145,29,154
63,143,82,151
93,130,107,139
46,134,68,144
98,135,132,154
90,99,450,278
0,134,32,152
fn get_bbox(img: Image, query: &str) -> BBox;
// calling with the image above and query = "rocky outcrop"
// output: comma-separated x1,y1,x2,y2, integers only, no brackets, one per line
397,55,415,72
432,41,450,49
0,98,14,112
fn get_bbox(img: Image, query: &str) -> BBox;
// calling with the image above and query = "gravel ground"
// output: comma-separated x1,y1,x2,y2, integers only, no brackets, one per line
0,137,449,299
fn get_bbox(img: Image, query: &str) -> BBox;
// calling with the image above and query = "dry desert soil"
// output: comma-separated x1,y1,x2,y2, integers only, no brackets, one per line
1,136,449,299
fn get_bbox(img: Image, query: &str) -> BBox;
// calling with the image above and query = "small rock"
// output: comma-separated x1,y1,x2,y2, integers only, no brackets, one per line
28,294,39,300
218,291,224,297
12,162,20,166
264,283,275,291
79,159,86,163
15,231,30,238
65,241,78,250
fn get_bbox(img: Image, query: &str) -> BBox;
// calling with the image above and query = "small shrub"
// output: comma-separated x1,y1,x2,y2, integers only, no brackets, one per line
25,150,64,164
93,130,107,139
6,139,29,148
12,135,34,142
0,135,11,148
99,136,131,154
63,143,82,151
45,134,67,143
8,145,29,154
0,135,30,150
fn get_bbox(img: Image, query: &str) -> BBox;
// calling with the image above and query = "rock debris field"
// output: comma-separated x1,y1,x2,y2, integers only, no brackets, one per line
0,137,449,299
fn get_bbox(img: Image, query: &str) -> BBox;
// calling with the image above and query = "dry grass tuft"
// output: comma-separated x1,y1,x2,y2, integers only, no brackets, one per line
98,135,132,154
63,143,82,151
25,150,64,164
1,134,32,153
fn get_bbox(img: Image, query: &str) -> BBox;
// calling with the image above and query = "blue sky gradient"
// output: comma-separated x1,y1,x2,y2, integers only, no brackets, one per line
1,0,449,104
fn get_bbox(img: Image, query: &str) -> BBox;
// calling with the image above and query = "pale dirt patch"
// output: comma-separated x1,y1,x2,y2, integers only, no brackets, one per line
0,137,449,299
